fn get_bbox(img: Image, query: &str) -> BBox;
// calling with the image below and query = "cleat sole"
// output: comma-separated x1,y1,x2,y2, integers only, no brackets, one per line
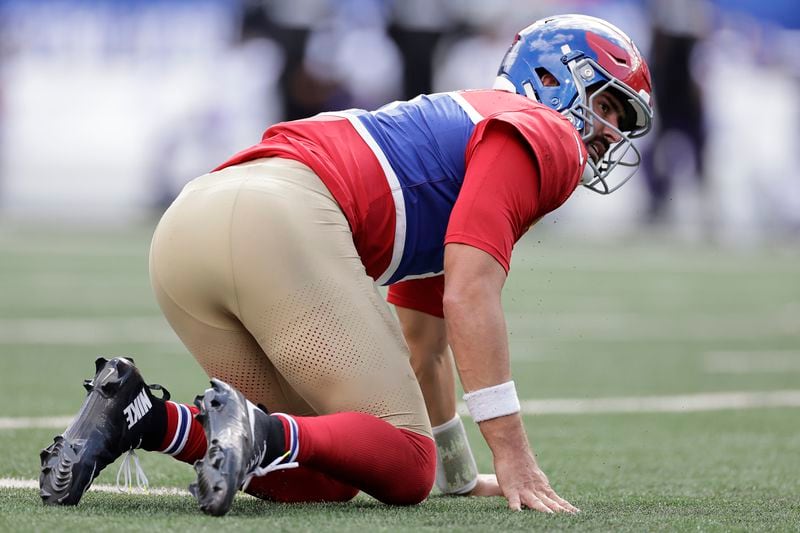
191,379,253,516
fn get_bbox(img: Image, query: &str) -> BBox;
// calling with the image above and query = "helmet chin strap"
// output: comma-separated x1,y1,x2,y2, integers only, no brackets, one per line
493,75,523,95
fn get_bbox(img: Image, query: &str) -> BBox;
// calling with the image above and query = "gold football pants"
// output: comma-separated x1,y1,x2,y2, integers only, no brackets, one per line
149,157,431,438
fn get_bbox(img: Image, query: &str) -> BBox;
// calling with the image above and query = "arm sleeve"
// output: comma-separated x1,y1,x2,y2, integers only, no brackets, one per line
387,276,445,318
444,121,542,273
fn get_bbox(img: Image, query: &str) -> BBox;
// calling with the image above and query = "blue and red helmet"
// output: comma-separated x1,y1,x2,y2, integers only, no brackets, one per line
495,14,654,194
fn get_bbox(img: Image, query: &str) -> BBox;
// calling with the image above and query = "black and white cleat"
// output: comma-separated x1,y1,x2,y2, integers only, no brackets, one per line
39,357,169,505
190,378,296,516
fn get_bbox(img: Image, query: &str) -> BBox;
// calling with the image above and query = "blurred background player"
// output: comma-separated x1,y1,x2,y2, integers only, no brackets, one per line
642,0,710,225
40,14,652,515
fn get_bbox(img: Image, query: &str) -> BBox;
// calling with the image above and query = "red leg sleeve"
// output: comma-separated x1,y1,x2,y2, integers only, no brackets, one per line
156,406,435,505
289,413,436,505
244,467,359,503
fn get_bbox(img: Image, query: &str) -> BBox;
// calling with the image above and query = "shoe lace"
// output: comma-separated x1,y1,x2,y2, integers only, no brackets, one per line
240,449,299,492
116,449,149,493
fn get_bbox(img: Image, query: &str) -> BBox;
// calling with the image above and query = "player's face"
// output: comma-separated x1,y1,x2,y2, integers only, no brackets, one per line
585,90,625,163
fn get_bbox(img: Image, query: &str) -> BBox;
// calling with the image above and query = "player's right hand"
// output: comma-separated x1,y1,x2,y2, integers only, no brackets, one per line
493,450,579,513
479,414,579,513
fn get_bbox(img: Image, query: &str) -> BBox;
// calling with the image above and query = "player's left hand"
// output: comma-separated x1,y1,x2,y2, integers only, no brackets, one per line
467,473,503,497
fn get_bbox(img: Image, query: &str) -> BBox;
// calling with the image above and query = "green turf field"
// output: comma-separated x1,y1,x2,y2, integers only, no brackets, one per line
1,223,799,532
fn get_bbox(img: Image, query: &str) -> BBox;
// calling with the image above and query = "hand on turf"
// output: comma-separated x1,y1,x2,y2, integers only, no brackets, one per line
479,414,579,513
493,450,579,513
466,474,503,497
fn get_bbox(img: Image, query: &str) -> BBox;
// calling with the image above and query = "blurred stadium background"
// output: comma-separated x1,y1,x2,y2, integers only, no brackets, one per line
1,0,799,240
1,0,799,530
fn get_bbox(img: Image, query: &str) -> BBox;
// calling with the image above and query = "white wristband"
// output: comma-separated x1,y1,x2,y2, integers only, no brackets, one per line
463,381,521,422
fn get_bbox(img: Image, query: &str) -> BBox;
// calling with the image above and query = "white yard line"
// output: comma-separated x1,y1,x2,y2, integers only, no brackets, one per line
0,416,74,429
3,390,799,496
0,477,190,496
4,390,799,430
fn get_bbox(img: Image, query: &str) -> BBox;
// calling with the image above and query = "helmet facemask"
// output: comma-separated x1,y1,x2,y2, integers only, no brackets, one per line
562,56,653,194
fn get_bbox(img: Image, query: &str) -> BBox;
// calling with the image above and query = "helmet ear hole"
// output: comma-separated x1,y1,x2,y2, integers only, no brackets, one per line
535,68,560,87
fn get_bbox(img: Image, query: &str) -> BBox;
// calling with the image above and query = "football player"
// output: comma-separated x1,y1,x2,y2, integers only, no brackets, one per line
40,14,652,515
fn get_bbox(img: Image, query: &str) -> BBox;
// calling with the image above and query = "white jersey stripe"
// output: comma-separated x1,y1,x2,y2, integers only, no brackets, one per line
447,92,483,124
324,111,407,285
398,270,444,282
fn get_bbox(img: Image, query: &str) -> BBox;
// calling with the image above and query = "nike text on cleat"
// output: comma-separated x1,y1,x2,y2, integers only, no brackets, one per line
39,356,169,505
190,378,297,516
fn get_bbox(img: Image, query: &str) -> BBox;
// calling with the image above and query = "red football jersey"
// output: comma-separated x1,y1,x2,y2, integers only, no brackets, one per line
216,90,587,317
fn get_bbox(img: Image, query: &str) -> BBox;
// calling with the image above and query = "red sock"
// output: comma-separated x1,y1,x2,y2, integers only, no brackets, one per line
156,401,207,464
274,412,435,505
